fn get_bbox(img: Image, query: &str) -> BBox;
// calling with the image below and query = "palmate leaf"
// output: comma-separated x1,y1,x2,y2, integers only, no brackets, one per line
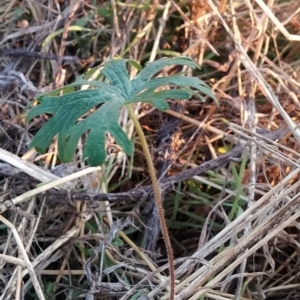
27,57,216,166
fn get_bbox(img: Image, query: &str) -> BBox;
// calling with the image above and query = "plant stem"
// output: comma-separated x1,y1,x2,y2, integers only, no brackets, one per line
126,104,175,299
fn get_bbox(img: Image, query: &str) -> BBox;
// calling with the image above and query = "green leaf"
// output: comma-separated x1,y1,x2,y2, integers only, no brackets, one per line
128,59,143,71
132,90,192,110
101,59,132,98
42,26,92,49
27,57,216,166
27,89,127,164
131,57,200,93
59,99,133,165
141,76,214,100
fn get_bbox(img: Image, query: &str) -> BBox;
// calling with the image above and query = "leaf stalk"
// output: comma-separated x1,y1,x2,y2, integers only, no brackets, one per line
126,104,175,300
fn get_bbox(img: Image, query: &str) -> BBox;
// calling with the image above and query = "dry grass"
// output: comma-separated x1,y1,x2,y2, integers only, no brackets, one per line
1,0,300,299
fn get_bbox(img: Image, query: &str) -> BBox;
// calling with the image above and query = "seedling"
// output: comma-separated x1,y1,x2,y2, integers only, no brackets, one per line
26,56,216,299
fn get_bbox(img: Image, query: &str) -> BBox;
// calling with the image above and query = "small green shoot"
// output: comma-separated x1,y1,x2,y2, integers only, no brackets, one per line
27,57,216,166
27,56,216,300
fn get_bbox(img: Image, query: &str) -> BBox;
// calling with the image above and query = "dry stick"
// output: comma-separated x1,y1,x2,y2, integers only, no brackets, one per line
2,226,80,300
187,195,300,300
103,188,169,288
16,265,22,300
43,144,245,203
0,148,63,184
101,232,168,286
154,168,300,299
53,1,80,89
126,104,175,300
207,0,300,143
16,196,40,297
110,0,120,37
254,0,300,41
0,48,79,63
149,0,171,62
229,0,257,298
0,166,101,214
0,215,45,300
0,254,27,267
117,230,168,283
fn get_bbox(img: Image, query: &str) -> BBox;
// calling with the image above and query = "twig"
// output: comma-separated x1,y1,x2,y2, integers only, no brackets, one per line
254,0,300,41
0,48,79,63
149,0,171,61
110,0,121,38
0,215,45,300
44,144,246,203
0,167,101,214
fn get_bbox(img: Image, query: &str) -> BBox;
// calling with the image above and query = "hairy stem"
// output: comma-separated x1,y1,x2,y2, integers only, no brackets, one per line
126,104,175,299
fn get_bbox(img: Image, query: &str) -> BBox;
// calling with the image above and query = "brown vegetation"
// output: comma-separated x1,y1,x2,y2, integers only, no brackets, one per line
1,0,300,299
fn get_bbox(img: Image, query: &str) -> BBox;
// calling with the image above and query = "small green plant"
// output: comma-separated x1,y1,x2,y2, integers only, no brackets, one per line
26,56,216,299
